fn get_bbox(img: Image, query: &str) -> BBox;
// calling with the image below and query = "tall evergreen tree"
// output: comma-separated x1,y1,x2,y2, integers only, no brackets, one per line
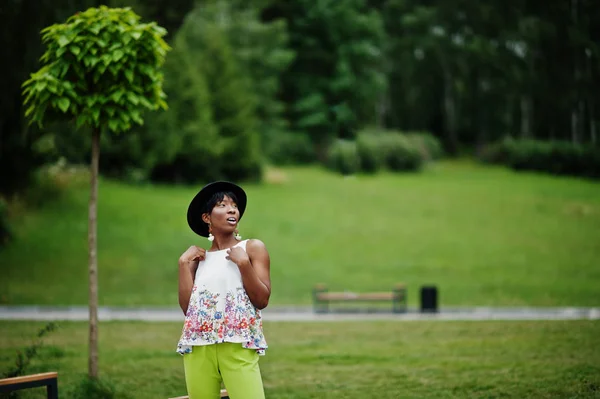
265,0,386,157
151,5,262,182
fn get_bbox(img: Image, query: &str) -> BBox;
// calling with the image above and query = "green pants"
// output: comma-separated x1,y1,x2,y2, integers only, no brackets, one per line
183,343,265,399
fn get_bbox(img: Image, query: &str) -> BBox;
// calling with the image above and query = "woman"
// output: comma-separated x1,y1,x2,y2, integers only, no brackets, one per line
177,181,271,399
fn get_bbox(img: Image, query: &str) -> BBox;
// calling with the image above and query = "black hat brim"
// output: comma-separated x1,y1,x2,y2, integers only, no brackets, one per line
187,181,247,237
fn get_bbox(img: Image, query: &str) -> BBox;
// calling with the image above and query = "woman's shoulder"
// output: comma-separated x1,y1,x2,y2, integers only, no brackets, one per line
245,238,268,252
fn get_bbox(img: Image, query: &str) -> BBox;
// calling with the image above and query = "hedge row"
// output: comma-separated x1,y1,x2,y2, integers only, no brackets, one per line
480,137,600,179
326,131,443,175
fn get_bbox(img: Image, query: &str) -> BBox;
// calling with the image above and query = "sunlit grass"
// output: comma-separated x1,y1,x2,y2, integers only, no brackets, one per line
1,161,599,306
0,320,599,398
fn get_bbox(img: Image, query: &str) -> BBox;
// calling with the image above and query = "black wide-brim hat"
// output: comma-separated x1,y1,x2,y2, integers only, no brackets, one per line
187,181,247,237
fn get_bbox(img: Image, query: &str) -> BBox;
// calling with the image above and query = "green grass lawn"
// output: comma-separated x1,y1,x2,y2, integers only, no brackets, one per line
1,161,600,306
0,320,599,398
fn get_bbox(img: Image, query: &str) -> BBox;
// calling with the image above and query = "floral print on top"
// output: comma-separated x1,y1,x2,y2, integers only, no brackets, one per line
177,240,267,355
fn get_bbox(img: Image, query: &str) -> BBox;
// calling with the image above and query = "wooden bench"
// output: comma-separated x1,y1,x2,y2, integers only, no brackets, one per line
169,388,229,399
313,284,407,313
0,372,58,398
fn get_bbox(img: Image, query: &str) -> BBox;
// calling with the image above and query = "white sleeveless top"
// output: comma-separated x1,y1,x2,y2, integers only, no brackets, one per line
176,239,267,355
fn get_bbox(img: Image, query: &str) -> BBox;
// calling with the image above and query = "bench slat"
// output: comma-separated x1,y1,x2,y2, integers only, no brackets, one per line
313,284,407,314
317,292,398,301
0,372,58,386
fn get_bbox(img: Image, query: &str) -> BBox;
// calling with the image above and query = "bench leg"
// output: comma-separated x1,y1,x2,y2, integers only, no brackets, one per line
313,285,329,314
314,300,329,314
46,379,58,399
392,286,407,313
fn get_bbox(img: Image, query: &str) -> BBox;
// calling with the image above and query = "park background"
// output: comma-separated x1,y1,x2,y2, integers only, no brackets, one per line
1,0,600,398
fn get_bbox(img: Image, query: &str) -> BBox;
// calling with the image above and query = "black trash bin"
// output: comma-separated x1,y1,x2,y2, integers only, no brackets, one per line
420,285,438,313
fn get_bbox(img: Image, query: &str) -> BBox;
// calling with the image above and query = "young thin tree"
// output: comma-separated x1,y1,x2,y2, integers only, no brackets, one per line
21,6,170,378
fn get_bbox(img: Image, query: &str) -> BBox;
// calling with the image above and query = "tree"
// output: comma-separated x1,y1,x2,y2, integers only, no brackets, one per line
148,26,222,182
150,4,263,183
0,0,103,196
21,6,170,378
207,1,295,146
265,0,386,158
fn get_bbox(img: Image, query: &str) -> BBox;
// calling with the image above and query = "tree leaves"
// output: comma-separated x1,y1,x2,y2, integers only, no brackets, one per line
22,6,171,134
57,35,70,47
57,97,70,113
273,0,386,145
112,49,125,62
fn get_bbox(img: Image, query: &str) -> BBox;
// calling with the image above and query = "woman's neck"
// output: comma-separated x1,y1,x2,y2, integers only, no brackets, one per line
210,234,238,251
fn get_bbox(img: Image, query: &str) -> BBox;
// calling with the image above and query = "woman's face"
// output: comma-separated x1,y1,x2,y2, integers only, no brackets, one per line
205,195,239,234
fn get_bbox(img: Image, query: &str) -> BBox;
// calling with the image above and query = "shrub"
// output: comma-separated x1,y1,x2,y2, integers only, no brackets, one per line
480,137,600,179
406,131,444,160
326,139,360,175
379,133,422,171
69,376,131,399
478,136,515,164
23,159,89,208
356,134,385,173
3,323,58,379
264,131,316,165
327,131,426,175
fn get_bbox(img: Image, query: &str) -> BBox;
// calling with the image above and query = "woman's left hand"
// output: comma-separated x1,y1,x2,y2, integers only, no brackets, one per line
226,246,250,267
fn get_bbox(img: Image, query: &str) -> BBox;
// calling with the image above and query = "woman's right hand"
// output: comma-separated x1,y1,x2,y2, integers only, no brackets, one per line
179,245,206,273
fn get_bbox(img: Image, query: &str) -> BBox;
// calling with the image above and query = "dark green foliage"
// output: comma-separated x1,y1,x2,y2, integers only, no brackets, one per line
327,139,361,175
480,138,600,179
148,5,263,183
5,0,599,189
356,130,442,174
109,0,193,41
354,130,427,174
37,4,270,184
217,2,295,151
69,376,131,399
479,136,515,165
267,0,386,150
0,0,101,196
379,133,422,171
328,131,427,175
407,132,444,161
0,199,12,248
147,30,221,183
356,133,385,173
379,0,600,152
265,131,316,165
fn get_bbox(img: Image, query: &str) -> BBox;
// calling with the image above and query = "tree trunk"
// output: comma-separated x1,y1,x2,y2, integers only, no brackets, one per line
520,95,531,138
376,91,389,129
88,126,100,379
591,111,597,144
571,0,581,144
504,96,514,138
442,66,458,154
476,75,489,150
571,108,580,144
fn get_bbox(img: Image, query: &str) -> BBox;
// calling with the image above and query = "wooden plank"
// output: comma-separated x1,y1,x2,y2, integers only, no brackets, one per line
0,372,58,386
317,292,396,301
